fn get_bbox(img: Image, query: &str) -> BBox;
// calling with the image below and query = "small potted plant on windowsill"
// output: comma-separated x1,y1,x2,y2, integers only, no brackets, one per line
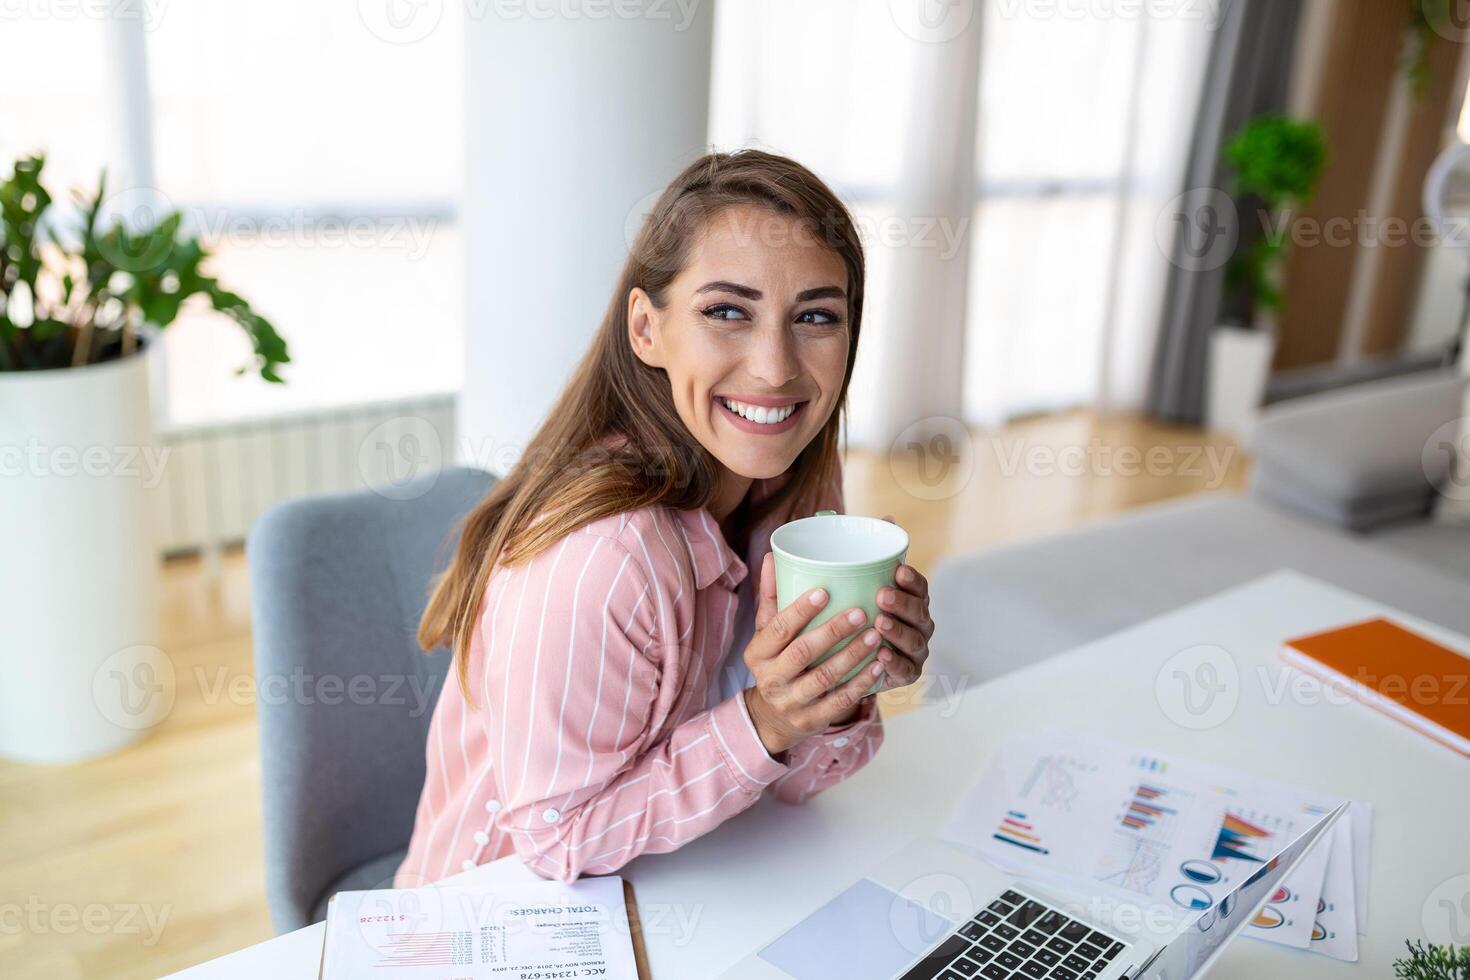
0,153,288,764
1207,115,1328,440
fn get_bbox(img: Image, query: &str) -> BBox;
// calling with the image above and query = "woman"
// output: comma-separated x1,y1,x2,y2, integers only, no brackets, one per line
396,149,936,886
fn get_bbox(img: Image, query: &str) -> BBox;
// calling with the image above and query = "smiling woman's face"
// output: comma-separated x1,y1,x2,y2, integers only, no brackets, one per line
627,204,851,486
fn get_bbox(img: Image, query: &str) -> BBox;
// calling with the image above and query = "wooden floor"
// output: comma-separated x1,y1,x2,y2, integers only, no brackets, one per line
0,410,1248,979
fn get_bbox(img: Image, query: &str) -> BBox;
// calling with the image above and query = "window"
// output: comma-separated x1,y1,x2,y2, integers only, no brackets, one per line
2,1,467,426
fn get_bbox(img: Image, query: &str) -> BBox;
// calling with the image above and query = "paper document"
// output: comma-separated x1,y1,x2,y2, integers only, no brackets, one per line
942,731,1370,963
320,875,638,978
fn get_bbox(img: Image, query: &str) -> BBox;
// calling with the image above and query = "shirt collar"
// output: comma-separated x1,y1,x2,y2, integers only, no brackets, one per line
671,505,744,591
670,472,792,591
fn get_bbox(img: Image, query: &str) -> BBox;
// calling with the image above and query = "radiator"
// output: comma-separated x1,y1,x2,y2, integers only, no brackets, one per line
155,392,457,560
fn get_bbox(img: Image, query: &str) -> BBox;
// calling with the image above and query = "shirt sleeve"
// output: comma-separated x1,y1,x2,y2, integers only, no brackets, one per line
766,450,886,803
478,529,793,883
768,696,883,803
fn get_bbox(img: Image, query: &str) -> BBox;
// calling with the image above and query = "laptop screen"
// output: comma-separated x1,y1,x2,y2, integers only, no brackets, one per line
1129,802,1346,980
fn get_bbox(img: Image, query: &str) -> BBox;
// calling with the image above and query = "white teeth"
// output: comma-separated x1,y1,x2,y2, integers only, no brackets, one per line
719,397,797,424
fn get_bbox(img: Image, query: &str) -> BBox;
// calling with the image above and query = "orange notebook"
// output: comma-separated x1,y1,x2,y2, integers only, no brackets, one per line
1282,618,1470,759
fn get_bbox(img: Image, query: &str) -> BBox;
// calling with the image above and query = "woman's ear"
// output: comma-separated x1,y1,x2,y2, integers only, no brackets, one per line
627,287,665,368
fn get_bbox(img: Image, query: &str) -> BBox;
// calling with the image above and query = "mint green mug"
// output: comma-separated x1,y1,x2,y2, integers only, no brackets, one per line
769,510,910,690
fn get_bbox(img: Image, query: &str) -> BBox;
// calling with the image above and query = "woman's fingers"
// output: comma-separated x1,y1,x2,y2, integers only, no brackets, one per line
775,605,868,679
793,627,881,704
749,585,830,663
875,643,922,688
754,552,779,632
813,658,885,722
874,610,927,661
897,562,929,598
872,564,932,692
877,579,933,639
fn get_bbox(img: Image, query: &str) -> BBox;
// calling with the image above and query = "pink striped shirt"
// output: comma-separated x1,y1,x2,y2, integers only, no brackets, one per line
395,458,884,886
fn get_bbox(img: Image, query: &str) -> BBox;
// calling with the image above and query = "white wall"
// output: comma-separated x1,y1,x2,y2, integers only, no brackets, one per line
458,5,714,474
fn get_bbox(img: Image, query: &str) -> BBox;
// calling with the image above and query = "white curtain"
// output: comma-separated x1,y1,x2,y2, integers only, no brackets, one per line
709,0,1214,445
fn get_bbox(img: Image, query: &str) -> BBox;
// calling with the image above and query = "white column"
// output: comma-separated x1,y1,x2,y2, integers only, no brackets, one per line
103,1,173,427
863,7,982,450
458,2,714,474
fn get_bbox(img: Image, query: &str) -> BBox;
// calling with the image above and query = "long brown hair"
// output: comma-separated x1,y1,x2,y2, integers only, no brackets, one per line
420,148,867,700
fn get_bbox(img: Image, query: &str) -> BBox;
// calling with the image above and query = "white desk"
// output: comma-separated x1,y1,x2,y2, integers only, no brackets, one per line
167,572,1470,978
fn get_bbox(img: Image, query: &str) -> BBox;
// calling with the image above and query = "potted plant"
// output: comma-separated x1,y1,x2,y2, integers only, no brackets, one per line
1394,940,1470,979
0,154,288,764
1207,115,1327,440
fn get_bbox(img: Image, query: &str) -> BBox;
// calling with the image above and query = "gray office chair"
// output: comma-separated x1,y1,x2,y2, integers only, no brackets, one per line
247,466,497,932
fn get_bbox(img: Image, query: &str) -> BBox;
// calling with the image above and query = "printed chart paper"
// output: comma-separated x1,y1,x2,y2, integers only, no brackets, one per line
943,731,1370,962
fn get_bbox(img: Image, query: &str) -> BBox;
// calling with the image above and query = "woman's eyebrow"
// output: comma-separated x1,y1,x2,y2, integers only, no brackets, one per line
695,281,846,302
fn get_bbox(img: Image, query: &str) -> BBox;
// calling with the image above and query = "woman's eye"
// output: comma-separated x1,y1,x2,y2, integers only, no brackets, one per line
701,304,747,321
797,308,843,326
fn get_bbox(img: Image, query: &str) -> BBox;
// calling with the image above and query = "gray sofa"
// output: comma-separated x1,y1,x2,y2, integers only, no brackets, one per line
928,370,1470,684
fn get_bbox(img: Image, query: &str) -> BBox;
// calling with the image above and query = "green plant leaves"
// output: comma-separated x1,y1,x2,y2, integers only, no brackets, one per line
1393,939,1470,980
1221,116,1329,318
0,153,291,382
1223,116,1328,210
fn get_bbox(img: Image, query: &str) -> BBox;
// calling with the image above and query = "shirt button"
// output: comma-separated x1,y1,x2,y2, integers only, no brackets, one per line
832,736,850,748
461,859,476,871
473,830,490,846
542,807,561,824
485,799,502,814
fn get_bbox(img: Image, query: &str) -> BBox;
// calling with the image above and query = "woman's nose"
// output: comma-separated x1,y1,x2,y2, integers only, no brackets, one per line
747,328,800,387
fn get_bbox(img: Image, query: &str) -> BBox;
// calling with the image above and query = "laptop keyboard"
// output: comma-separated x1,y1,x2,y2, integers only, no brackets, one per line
898,889,1127,980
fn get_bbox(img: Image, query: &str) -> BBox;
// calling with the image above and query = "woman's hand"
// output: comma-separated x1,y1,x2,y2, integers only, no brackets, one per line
871,514,933,694
742,552,885,757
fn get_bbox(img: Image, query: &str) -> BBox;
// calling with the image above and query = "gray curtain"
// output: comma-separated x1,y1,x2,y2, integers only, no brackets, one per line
1146,0,1302,422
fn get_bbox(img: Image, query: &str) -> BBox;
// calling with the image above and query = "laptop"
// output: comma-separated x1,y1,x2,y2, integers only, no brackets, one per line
725,801,1346,980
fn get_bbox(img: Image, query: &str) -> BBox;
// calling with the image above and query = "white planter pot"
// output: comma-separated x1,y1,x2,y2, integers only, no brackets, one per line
1205,323,1277,444
0,349,166,764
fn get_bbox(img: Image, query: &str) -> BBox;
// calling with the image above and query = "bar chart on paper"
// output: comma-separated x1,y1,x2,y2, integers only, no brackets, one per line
1097,780,1192,894
1212,810,1275,863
